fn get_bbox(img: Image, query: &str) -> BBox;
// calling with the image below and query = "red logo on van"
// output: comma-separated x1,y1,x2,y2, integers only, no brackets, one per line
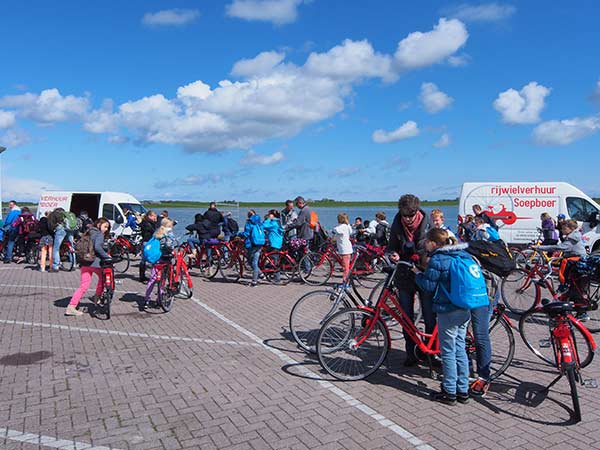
486,204,530,225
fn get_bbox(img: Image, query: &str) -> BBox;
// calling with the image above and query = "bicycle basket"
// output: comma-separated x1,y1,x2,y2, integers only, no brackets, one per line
575,256,600,281
289,238,307,250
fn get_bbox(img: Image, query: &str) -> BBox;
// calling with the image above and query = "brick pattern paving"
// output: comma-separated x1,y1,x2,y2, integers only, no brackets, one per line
0,262,599,449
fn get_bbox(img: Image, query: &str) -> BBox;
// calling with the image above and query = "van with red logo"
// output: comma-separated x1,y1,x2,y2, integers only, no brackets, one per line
459,182,600,252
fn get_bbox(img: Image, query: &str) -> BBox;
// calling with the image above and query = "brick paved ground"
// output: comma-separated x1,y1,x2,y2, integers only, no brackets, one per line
0,261,599,450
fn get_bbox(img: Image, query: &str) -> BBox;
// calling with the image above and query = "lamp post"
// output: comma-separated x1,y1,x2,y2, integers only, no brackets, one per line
0,146,6,220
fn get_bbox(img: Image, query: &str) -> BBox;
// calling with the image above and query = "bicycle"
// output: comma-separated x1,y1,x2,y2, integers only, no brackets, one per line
257,247,297,284
180,234,222,279
146,249,192,312
59,239,76,271
93,259,116,320
107,235,131,274
522,299,597,422
315,261,515,382
218,237,246,281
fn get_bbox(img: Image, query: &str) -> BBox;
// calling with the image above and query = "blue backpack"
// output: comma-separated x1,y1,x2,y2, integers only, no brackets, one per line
249,224,265,246
143,237,162,264
438,254,489,309
486,226,500,242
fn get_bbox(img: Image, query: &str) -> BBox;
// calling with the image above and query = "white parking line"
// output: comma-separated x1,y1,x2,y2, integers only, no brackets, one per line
0,319,261,348
0,427,120,449
189,296,435,450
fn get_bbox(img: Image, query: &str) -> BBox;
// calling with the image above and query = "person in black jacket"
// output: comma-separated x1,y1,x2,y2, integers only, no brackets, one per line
203,202,224,239
139,210,158,282
386,194,435,366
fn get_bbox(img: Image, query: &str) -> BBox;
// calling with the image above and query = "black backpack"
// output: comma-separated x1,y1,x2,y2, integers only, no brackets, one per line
466,240,516,277
227,218,239,233
75,231,96,265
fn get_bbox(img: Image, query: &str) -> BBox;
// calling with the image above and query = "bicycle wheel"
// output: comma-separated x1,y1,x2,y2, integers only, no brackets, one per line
26,245,39,265
94,289,112,320
488,315,515,380
316,308,389,381
158,268,174,312
200,250,221,279
289,290,352,353
277,253,297,285
566,365,582,423
519,309,594,368
111,246,130,274
501,269,539,314
60,249,75,271
298,252,333,286
580,281,600,333
177,275,193,299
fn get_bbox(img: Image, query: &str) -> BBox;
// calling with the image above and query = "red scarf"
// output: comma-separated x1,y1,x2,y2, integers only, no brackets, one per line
401,210,424,242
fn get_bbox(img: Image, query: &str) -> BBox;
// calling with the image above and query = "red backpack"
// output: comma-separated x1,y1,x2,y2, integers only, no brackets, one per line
16,214,38,235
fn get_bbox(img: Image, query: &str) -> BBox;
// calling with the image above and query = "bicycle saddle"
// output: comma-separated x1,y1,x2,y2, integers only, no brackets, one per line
541,300,574,316
100,259,114,267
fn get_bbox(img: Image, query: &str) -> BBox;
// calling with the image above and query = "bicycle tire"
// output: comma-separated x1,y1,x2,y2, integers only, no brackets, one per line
94,289,113,320
501,269,539,314
488,315,516,380
277,253,297,285
519,309,594,369
317,308,389,381
159,267,174,313
200,250,221,280
177,276,193,299
289,290,352,353
579,281,600,333
26,245,39,265
566,365,582,423
112,247,130,274
60,249,75,272
298,252,333,286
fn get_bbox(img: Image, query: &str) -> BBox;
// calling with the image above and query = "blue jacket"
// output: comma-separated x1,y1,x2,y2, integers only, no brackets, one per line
263,218,284,249
4,207,21,230
240,214,264,249
415,243,471,313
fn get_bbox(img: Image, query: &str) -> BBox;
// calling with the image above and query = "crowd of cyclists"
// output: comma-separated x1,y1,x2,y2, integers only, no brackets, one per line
1,193,598,409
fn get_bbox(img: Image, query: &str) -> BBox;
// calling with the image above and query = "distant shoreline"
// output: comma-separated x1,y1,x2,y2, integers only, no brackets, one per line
140,200,460,209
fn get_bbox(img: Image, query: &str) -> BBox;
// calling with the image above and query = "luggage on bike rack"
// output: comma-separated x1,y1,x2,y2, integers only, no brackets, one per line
575,255,600,281
466,240,516,277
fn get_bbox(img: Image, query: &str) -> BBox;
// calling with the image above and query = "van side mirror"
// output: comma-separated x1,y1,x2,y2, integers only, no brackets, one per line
115,214,124,225
589,212,600,227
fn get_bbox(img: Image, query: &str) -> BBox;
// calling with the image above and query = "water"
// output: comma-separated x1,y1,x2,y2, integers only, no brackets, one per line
163,205,459,239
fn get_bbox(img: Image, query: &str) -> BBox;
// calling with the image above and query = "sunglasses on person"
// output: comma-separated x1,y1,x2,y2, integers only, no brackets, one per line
401,212,417,218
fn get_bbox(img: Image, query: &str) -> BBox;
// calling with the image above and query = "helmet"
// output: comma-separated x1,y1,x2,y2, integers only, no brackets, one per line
557,214,566,220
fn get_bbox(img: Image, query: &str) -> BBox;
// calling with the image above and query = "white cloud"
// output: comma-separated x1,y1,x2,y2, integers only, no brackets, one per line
394,18,468,70
443,3,516,22
447,54,470,67
231,51,286,77
2,176,58,200
372,121,420,144
532,115,600,146
0,88,88,124
305,39,395,82
0,128,30,148
226,0,304,25
493,81,551,124
0,110,16,128
433,133,451,148
108,135,129,144
240,150,285,165
420,82,453,113
142,9,200,27
590,80,600,105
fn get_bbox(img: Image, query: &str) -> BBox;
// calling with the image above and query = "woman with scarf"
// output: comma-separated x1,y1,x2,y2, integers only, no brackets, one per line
387,194,436,366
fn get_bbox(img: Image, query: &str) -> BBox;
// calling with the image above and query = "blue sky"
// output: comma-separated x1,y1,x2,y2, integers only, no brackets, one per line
1,1,600,202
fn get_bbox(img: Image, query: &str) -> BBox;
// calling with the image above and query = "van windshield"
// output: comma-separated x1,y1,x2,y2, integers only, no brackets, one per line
566,197,599,222
119,203,147,215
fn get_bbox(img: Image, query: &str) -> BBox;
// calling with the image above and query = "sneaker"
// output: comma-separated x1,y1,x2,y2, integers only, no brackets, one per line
250,281,258,287
49,268,59,273
3,260,10,264
431,389,457,406
457,392,470,404
470,378,490,397
65,305,84,316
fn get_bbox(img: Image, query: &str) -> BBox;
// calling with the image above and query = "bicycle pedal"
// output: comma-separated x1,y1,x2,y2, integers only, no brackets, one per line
583,378,598,388
538,339,552,348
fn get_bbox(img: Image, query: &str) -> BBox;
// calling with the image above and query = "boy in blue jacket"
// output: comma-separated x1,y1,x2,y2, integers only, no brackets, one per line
239,210,265,286
415,228,472,405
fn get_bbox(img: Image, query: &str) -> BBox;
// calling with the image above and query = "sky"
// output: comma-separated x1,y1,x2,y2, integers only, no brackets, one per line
1,0,600,202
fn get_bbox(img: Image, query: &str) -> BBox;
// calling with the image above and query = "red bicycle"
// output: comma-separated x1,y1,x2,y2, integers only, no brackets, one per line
315,261,515,381
180,234,222,279
523,299,597,422
147,248,193,312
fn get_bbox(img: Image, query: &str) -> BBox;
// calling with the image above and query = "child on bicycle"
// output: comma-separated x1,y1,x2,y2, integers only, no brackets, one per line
263,210,284,283
144,218,177,308
332,213,353,286
415,228,472,405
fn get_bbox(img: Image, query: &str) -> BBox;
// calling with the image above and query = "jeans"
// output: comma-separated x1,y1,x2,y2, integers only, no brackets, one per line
471,304,492,380
52,227,67,270
247,246,262,282
397,286,436,358
69,266,103,307
4,228,17,261
271,253,281,282
438,308,471,395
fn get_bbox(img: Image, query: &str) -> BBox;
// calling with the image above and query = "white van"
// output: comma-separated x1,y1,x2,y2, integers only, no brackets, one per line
459,182,600,251
37,191,146,236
